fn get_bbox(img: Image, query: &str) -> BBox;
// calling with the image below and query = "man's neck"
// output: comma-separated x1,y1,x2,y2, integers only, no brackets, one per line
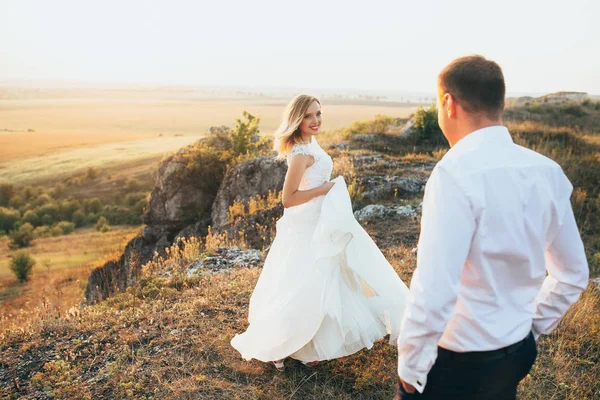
450,119,503,147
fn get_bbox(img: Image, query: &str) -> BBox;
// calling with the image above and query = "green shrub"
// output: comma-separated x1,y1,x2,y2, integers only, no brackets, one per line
413,105,446,146
0,206,21,232
96,216,110,232
231,111,260,156
9,223,35,248
72,209,87,227
8,195,24,208
33,225,52,238
102,205,139,225
123,192,148,207
350,115,398,135
58,199,81,221
35,202,60,226
0,184,16,207
22,210,41,227
55,221,75,235
9,250,36,282
99,224,111,233
83,198,103,214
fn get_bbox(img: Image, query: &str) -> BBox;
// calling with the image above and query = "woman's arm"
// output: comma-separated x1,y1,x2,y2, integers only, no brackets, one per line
282,154,334,208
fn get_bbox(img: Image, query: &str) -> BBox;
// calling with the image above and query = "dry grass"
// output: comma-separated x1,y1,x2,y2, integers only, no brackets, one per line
1,217,597,399
227,191,281,223
0,226,140,332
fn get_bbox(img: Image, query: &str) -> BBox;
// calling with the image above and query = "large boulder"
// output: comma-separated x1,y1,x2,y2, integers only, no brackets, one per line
211,157,287,230
144,154,215,235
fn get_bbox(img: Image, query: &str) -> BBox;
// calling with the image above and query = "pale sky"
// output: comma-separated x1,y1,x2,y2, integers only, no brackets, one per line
1,0,599,95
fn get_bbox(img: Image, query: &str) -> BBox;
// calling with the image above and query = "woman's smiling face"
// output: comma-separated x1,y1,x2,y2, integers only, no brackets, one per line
298,100,322,138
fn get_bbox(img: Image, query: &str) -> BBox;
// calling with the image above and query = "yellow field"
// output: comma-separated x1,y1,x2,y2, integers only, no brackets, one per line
0,90,417,160
0,225,140,279
0,136,200,184
0,88,417,184
0,225,140,331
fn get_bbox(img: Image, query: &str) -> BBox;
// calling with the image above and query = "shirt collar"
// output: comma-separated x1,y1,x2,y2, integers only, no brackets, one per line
448,125,513,154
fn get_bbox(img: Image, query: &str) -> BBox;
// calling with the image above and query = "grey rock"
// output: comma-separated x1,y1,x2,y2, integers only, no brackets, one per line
186,247,264,277
353,204,419,221
211,157,287,230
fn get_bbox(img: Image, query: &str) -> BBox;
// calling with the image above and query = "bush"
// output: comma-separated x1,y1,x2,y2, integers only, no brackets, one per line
72,209,87,227
350,115,398,135
58,199,81,221
99,224,111,233
0,184,16,207
83,198,103,214
50,226,64,237
35,202,60,226
413,105,446,146
102,205,140,225
0,207,21,232
9,223,35,248
231,111,260,155
96,216,110,232
8,195,24,208
22,209,41,227
9,250,36,282
55,221,75,235
33,225,52,238
123,192,148,207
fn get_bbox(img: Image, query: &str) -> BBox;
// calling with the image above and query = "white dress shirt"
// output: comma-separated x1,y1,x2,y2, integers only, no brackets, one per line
397,126,589,393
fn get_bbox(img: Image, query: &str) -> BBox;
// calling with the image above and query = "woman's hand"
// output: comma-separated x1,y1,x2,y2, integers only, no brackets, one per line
319,181,335,195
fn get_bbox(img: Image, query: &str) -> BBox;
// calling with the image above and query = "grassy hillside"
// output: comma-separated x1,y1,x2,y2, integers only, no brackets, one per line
1,106,599,399
0,226,140,333
1,213,598,399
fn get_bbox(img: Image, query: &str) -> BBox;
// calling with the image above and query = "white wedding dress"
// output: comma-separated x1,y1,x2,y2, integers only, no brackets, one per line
231,138,409,363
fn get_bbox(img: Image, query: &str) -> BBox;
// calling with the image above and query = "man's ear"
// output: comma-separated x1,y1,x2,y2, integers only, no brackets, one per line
446,94,457,119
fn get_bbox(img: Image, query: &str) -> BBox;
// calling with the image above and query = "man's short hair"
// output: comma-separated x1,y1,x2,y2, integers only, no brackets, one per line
438,55,506,120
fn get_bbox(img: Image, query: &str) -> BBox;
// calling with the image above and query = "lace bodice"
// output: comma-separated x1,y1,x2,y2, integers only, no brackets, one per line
287,138,333,190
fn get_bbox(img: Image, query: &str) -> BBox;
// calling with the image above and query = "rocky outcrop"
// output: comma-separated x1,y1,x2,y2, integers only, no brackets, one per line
361,175,429,198
211,157,287,230
84,149,284,304
144,151,218,239
84,235,153,304
218,205,284,250
186,247,264,277
354,204,420,222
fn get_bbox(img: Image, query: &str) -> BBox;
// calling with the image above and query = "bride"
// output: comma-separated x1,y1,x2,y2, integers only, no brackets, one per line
231,94,409,371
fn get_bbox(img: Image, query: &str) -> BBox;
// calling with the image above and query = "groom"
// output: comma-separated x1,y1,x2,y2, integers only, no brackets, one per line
395,55,589,399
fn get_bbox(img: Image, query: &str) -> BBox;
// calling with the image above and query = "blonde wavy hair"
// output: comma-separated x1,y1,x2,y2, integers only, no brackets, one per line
273,94,321,159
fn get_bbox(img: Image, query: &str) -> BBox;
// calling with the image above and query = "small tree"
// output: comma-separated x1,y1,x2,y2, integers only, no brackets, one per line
9,223,35,249
9,250,36,282
96,216,110,232
55,221,75,235
413,105,446,146
230,111,260,156
0,206,21,232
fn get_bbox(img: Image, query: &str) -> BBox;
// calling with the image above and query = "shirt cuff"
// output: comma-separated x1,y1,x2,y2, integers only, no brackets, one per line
398,358,427,394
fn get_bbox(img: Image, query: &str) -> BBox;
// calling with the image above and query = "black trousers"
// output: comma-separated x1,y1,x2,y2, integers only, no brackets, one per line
396,332,537,400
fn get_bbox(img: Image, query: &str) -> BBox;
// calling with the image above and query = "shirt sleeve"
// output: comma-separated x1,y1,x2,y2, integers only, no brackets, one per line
532,173,589,339
397,165,476,393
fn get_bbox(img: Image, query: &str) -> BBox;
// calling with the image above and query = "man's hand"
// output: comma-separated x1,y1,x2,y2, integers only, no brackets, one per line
400,377,416,394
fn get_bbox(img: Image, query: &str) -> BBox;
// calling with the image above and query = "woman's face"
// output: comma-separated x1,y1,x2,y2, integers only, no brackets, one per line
298,101,322,138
